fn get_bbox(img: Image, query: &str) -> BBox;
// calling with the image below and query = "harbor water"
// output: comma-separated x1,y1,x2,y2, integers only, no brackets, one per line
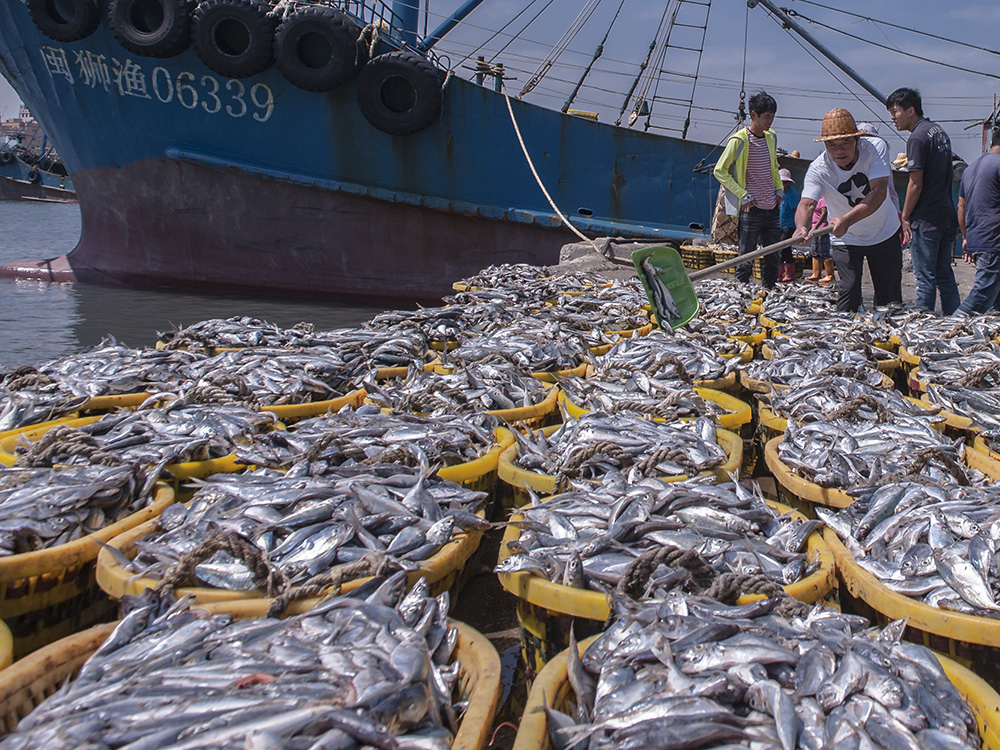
0,201,386,368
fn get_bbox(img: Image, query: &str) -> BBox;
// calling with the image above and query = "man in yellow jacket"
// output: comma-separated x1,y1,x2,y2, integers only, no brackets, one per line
713,91,785,288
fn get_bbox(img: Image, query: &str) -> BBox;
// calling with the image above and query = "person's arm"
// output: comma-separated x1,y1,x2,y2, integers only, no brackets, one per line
793,197,818,245
900,170,923,245
713,137,748,204
829,177,888,238
958,194,970,262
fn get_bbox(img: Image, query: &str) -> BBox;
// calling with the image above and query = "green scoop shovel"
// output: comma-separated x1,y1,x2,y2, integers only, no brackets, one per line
632,225,834,331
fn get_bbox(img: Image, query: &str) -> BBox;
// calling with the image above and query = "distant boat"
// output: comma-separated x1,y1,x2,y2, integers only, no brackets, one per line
0,0,917,301
0,147,77,202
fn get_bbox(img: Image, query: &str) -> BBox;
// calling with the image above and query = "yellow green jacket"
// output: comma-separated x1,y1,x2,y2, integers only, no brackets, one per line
713,127,784,216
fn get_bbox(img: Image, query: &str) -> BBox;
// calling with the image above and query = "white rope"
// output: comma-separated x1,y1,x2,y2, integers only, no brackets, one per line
501,83,602,256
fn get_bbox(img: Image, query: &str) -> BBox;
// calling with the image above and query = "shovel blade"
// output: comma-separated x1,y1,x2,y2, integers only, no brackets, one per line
631,245,700,330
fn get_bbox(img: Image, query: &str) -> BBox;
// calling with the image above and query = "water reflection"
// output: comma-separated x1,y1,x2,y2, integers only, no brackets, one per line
0,202,394,367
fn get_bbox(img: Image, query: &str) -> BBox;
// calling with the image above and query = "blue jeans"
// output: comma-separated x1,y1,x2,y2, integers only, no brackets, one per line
958,252,1000,315
736,206,781,288
910,225,960,314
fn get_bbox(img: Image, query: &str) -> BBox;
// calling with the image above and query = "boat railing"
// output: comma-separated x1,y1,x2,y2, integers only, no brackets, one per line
321,0,448,69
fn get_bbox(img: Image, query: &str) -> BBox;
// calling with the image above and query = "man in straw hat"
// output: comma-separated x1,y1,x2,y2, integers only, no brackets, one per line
791,108,903,312
888,87,960,314
713,91,784,288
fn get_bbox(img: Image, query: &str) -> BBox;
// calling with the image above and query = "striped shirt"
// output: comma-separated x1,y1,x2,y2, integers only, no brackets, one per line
745,131,777,209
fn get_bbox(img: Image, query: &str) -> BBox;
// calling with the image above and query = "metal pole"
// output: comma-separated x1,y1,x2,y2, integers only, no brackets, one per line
418,0,488,51
747,0,886,104
391,0,420,47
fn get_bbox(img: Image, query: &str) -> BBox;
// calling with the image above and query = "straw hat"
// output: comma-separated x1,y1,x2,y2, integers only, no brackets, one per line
778,168,793,182
814,108,866,142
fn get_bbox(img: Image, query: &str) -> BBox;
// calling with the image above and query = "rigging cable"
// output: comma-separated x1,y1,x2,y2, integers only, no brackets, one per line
737,0,748,123
561,0,628,113
615,1,673,126
759,5,893,132
501,81,601,256
519,0,604,98
782,9,1000,82
790,0,1000,59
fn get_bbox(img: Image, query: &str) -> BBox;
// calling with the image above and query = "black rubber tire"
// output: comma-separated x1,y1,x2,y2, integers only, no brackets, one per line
274,6,365,92
0,152,14,166
356,51,444,136
26,169,42,185
108,0,193,58
192,0,276,79
26,0,101,42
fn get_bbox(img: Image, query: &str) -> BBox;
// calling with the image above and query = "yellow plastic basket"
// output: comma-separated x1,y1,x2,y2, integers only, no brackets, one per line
765,435,1000,511
513,633,1000,750
0,622,11,672
259,388,367,422
0,617,501,750
828,527,1000,697
532,362,588,384
0,483,174,659
499,498,835,674
497,424,743,508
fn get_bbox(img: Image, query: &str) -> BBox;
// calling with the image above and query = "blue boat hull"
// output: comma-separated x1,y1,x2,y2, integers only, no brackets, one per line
0,2,718,301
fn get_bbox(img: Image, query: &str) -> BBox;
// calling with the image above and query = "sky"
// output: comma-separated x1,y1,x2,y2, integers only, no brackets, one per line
2,0,999,162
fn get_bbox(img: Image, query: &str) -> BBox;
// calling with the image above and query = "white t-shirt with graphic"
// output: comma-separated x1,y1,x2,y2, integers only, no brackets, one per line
802,139,900,247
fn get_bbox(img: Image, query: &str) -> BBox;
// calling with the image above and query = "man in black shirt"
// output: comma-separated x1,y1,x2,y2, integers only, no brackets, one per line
887,87,960,314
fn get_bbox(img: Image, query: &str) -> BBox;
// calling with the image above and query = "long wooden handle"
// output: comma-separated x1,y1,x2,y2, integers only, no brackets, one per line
688,225,834,282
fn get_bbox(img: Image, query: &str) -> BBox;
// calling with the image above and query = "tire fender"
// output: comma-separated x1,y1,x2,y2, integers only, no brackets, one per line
274,6,366,92
108,0,193,58
26,169,42,185
192,0,276,79
26,0,101,43
356,51,444,136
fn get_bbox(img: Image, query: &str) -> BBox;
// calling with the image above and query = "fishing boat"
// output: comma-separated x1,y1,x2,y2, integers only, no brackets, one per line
0,0,910,301
0,147,77,202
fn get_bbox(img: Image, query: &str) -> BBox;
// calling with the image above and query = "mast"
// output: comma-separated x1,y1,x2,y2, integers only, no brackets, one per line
747,0,887,104
418,0,489,52
392,0,420,47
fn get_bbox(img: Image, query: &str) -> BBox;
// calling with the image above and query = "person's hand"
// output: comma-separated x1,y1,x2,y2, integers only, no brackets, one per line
963,238,972,264
791,226,811,246
900,217,913,246
830,215,849,238
740,193,755,212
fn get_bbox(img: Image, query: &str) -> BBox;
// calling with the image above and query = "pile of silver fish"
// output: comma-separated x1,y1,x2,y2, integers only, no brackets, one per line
913,345,1000,388
762,375,941,426
362,361,552,416
0,579,467,750
176,347,363,406
692,277,761,316
158,316,322,349
548,593,980,750
759,284,837,323
771,313,893,348
443,326,588,372
674,317,758,351
0,390,87,433
14,402,275,468
510,414,727,481
125,464,488,589
6,338,204,397
778,418,978,488
924,383,1000,451
592,331,741,383
558,375,720,421
820,481,1000,617
742,341,887,389
365,304,521,346
236,406,500,471
0,464,159,555
0,340,204,430
496,477,817,592
889,310,1000,350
